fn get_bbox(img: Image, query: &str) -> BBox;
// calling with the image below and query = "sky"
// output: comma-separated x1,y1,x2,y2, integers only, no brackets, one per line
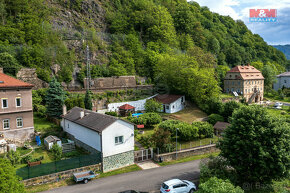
192,0,290,45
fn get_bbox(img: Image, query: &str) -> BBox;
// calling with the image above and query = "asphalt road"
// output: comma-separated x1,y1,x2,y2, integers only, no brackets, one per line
45,159,202,193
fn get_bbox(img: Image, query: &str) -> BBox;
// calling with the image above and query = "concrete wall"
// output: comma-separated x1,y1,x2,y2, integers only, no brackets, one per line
102,150,134,172
107,94,157,112
102,120,134,157
273,76,290,91
84,76,136,90
61,120,101,152
154,144,218,162
22,163,101,187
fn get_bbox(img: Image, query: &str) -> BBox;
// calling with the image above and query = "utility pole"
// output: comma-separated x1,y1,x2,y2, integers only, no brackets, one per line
86,45,91,90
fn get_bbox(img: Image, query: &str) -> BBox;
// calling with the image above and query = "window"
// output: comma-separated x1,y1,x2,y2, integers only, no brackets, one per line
16,98,21,107
2,98,8,108
172,105,175,109
3,119,9,130
16,118,23,128
115,136,123,145
166,105,169,110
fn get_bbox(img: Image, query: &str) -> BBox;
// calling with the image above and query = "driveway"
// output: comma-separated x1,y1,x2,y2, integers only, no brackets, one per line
44,159,202,193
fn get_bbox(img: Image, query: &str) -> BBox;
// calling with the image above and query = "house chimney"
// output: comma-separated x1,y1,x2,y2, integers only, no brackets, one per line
80,111,84,119
62,105,67,116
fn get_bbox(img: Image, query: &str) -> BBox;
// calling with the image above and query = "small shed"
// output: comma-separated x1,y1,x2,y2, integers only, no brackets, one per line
119,104,135,117
44,135,62,150
213,121,231,136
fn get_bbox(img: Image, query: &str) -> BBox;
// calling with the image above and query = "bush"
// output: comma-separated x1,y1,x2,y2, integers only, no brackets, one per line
144,99,162,113
207,114,224,125
22,155,32,164
222,101,241,121
127,115,147,125
198,177,244,193
178,123,199,141
5,150,21,166
35,104,47,118
51,143,62,161
159,120,181,135
200,98,224,115
193,122,214,138
105,111,118,117
141,113,162,127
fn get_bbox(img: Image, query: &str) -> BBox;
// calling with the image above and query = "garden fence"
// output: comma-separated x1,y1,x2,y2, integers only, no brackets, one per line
16,153,101,180
155,137,220,154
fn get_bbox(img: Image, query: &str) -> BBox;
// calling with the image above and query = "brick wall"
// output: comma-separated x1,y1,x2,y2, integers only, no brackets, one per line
154,144,219,162
22,163,101,187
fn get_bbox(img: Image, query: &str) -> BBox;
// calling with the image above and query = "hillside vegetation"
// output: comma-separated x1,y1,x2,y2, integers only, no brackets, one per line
0,0,288,105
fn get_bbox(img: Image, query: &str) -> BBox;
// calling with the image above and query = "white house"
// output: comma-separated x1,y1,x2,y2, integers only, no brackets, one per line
273,72,290,91
61,107,135,172
153,94,185,114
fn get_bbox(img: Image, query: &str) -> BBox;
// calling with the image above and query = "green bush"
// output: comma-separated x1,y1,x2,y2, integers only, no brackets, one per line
198,177,244,193
159,120,181,135
35,104,47,118
5,150,21,166
105,111,118,117
193,122,214,138
141,113,162,127
22,155,32,164
178,122,199,141
207,114,224,125
222,101,241,121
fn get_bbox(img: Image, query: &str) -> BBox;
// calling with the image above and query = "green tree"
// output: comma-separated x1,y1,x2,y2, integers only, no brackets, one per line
5,150,21,166
45,77,66,118
151,128,171,149
198,177,244,193
0,158,25,193
51,143,62,161
144,99,162,113
222,101,240,122
218,105,290,184
207,114,224,125
262,64,277,91
141,112,162,127
84,90,92,110
0,52,21,75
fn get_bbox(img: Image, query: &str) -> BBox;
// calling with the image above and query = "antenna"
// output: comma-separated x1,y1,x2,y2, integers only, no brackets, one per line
86,45,90,90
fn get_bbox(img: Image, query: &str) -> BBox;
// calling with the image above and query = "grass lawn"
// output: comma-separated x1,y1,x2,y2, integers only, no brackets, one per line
158,151,220,166
164,103,207,124
265,106,289,118
98,164,141,178
179,136,220,150
34,115,58,133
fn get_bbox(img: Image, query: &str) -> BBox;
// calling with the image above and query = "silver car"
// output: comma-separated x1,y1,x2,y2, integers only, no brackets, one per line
160,179,196,193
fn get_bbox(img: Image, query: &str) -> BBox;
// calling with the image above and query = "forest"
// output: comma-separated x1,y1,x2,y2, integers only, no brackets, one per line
0,0,288,105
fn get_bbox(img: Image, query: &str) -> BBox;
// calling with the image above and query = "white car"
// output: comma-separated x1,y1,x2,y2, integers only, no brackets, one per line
274,102,283,107
160,179,196,193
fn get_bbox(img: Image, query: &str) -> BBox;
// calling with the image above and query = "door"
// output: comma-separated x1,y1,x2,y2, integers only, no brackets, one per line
173,184,188,193
134,148,153,162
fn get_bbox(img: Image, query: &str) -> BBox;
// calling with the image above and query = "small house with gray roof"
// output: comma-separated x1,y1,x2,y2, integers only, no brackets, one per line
273,72,290,91
61,107,135,172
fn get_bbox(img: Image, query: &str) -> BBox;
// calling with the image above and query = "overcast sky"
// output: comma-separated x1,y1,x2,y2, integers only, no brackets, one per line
192,0,290,45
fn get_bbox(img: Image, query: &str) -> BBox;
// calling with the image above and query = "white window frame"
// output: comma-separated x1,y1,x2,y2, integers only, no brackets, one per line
16,97,22,107
2,98,8,109
115,136,124,145
16,117,23,128
3,119,10,130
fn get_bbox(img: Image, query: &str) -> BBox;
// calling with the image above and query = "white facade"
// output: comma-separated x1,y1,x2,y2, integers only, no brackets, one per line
44,140,62,150
163,96,185,114
107,95,157,112
61,119,134,157
273,74,290,91
102,120,134,157
61,119,102,152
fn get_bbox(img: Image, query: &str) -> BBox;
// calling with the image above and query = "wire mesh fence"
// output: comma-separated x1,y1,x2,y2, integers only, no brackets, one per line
154,137,220,155
16,153,101,180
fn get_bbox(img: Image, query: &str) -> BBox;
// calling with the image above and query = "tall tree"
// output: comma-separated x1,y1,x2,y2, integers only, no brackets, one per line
218,105,290,184
0,158,25,193
84,90,92,110
45,77,66,118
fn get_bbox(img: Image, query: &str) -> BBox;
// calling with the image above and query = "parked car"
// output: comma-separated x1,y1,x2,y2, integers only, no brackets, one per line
160,179,196,193
274,102,283,107
119,191,148,193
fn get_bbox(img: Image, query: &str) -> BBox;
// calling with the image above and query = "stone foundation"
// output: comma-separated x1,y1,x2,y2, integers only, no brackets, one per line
103,151,134,172
23,163,101,187
2,127,34,145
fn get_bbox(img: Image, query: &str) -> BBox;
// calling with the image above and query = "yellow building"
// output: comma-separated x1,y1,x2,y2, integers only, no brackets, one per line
224,64,264,103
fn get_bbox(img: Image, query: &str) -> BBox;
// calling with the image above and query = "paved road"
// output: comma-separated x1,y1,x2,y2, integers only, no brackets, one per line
45,159,202,193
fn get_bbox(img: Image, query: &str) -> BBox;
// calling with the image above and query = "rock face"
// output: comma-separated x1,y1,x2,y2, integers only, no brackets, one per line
84,76,137,89
16,68,48,90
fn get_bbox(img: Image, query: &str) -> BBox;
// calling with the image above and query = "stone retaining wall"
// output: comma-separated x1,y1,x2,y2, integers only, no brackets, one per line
154,144,218,162
23,163,101,187
103,150,134,172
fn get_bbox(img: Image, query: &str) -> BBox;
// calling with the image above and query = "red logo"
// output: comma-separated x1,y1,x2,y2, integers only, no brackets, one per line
249,9,277,22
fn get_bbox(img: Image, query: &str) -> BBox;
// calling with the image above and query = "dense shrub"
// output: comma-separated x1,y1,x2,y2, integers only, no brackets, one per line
35,104,47,118
178,122,199,141
207,114,224,125
200,98,224,115
144,99,162,112
193,122,214,138
105,111,118,117
141,113,162,127
159,120,181,135
198,177,244,193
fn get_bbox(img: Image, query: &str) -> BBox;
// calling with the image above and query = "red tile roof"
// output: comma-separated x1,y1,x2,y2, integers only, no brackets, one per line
0,73,33,88
137,125,144,129
153,94,183,104
228,65,261,73
119,104,135,110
